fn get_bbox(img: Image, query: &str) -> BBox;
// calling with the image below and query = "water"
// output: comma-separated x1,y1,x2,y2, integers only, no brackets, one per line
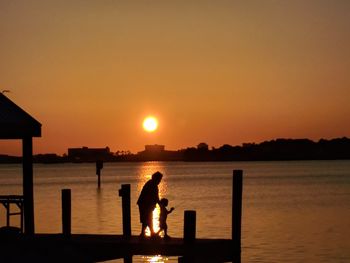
1,161,350,263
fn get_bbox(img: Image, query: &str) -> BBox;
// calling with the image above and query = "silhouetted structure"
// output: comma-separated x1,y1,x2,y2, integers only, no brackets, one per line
2,170,243,262
0,154,21,163
136,145,181,161
61,189,71,237
0,93,41,234
197,142,209,151
96,160,103,188
0,195,24,232
2,138,350,163
145,144,165,152
182,138,350,161
33,153,65,163
68,146,113,162
137,171,163,237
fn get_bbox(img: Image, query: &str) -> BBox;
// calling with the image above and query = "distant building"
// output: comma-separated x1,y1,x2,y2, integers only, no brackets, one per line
144,144,165,152
68,147,112,162
136,145,182,161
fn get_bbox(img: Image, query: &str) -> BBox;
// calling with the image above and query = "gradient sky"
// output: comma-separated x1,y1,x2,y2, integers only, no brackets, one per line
1,0,350,155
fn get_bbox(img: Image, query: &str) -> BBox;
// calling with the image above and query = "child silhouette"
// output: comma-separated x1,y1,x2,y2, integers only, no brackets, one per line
157,198,174,238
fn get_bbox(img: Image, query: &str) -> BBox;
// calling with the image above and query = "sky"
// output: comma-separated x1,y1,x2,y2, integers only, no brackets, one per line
1,0,350,155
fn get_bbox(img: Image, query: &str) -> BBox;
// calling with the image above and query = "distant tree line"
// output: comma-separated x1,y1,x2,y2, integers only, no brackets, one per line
1,137,350,163
181,137,350,161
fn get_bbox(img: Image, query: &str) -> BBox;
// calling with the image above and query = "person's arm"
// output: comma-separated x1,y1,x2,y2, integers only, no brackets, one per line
156,187,161,204
167,207,175,214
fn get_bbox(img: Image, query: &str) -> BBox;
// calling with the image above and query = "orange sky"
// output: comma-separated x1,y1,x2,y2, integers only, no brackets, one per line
1,1,350,155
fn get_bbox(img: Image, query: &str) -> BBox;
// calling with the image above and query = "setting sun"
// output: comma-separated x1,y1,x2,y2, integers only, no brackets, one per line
143,116,158,132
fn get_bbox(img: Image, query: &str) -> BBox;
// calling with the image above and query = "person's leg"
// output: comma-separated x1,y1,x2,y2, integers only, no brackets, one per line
164,223,169,238
148,210,156,236
140,223,147,236
155,226,162,236
139,206,147,236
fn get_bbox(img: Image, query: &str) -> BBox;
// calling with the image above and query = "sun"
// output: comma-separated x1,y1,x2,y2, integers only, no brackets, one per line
143,116,158,132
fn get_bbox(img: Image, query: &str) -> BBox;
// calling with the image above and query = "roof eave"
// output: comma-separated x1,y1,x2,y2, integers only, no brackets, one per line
0,124,41,139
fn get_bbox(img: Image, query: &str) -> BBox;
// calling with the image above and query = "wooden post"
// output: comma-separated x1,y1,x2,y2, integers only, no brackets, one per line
232,170,243,263
124,255,132,263
62,189,71,237
96,160,103,188
184,210,196,242
23,137,34,235
178,256,192,263
20,202,24,233
119,184,131,238
5,202,10,226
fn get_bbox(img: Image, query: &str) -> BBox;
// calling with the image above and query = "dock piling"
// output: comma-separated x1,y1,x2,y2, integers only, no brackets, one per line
62,189,71,237
96,160,103,188
123,255,132,263
184,210,196,242
232,170,243,263
119,184,131,238
23,137,35,235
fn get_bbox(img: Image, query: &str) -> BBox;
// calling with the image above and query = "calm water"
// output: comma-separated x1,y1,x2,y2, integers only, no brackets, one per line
1,161,350,263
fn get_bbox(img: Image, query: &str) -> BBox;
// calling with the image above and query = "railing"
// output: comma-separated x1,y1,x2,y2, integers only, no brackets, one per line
0,195,24,233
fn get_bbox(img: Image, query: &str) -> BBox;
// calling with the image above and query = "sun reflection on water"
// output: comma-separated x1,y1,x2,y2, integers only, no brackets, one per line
142,255,169,262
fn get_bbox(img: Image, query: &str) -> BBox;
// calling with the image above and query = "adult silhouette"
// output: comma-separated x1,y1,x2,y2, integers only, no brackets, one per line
137,171,163,237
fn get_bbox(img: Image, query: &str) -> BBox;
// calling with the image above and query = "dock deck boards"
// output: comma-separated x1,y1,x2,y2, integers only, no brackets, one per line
1,233,234,262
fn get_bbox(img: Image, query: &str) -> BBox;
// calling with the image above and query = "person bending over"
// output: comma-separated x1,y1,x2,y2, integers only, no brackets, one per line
137,171,163,237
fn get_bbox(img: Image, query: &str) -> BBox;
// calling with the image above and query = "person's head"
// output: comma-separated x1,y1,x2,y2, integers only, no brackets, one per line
160,198,168,207
151,171,163,185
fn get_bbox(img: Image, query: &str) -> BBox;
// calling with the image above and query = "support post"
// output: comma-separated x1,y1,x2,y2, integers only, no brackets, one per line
20,202,24,233
62,189,71,237
96,160,103,188
5,202,10,226
184,210,196,242
178,256,192,263
119,184,131,238
232,170,243,263
123,255,132,263
23,137,34,235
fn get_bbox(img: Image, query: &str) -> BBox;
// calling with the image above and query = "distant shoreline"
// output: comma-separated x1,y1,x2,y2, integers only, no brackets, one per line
2,158,350,165
1,137,350,164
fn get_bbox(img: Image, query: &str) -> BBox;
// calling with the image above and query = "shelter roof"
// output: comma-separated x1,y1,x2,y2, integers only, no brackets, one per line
0,93,41,139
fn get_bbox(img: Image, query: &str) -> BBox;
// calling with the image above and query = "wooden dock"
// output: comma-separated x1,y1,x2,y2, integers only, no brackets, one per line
1,233,234,262
0,170,243,262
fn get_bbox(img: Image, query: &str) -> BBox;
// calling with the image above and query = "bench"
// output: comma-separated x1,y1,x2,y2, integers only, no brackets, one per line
0,195,24,233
